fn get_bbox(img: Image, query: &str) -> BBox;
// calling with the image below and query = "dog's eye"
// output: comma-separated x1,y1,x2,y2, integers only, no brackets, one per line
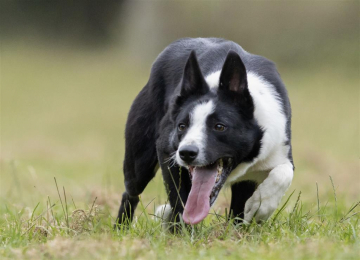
214,124,226,132
178,123,187,131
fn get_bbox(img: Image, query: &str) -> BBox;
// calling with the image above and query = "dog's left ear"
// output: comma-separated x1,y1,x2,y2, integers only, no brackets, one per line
219,50,248,93
180,51,208,97
219,51,254,117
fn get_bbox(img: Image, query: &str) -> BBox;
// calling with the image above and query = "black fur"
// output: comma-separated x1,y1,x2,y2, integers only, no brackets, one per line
115,38,292,227
230,181,257,224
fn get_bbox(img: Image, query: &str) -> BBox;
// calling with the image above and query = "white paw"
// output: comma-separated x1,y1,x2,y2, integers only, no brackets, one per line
244,163,293,223
154,204,172,229
244,190,278,223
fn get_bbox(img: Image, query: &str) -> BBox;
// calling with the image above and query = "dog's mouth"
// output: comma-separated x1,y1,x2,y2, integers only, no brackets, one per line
182,158,233,225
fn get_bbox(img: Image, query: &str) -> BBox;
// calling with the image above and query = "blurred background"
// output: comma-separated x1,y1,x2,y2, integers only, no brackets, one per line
1,1,359,216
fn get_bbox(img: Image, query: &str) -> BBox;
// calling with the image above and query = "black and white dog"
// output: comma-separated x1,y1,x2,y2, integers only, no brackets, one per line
116,38,294,227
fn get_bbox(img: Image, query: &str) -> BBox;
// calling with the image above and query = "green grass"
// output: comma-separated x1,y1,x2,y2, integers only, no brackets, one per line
0,181,359,260
1,41,359,259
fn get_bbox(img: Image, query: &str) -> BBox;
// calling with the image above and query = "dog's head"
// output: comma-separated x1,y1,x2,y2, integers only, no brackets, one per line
169,50,263,224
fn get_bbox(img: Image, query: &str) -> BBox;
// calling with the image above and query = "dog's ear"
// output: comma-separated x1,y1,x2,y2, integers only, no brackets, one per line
219,51,254,117
219,50,248,93
180,51,208,97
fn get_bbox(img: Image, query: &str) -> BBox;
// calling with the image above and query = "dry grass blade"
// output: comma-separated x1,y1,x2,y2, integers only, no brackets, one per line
71,209,89,233
340,201,360,223
47,196,56,225
63,186,70,229
89,197,98,216
71,195,77,209
167,166,185,209
138,197,156,220
291,191,302,216
21,204,56,236
329,175,338,218
316,182,322,221
54,177,66,224
272,190,295,224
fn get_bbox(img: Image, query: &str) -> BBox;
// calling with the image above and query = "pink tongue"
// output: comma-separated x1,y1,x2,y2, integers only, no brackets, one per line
183,167,217,225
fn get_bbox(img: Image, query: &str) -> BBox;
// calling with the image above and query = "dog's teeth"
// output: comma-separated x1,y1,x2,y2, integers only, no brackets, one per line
216,171,221,182
188,166,193,181
215,159,224,183
217,159,223,175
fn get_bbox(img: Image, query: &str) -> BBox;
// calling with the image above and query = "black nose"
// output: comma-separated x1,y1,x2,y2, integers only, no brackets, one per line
179,145,199,163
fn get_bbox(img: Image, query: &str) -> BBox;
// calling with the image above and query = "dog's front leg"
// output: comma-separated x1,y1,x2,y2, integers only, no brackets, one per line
155,154,192,231
244,163,294,223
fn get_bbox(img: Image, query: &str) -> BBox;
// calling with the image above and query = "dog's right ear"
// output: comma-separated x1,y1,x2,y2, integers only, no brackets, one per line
171,51,209,121
180,51,208,97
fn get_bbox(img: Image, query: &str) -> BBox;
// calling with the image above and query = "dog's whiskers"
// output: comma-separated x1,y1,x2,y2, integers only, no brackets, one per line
169,158,177,168
163,152,177,165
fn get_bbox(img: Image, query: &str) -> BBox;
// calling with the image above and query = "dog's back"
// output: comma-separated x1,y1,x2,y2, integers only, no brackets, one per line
151,38,290,115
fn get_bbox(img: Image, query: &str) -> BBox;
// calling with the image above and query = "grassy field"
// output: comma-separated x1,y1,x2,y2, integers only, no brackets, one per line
1,42,359,259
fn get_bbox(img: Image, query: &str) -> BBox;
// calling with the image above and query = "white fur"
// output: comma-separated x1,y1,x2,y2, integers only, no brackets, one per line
244,162,293,223
176,100,215,166
227,72,291,183
204,70,293,222
205,71,221,90
205,70,290,181
155,204,172,220
155,204,172,229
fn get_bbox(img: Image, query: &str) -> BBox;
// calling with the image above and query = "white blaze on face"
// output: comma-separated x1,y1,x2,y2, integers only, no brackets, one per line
176,100,215,166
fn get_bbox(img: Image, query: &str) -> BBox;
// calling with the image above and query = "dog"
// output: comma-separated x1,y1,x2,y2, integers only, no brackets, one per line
116,38,294,228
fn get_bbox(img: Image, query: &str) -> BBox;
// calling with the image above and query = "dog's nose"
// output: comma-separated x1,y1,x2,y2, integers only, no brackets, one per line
179,145,199,163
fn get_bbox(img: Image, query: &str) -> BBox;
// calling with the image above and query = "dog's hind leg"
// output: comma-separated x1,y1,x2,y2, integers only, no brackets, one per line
115,86,160,227
116,152,158,226
229,181,257,224
115,134,158,227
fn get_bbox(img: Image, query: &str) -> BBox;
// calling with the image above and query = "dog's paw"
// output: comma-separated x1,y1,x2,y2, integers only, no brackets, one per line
244,190,278,223
154,204,172,229
244,163,293,223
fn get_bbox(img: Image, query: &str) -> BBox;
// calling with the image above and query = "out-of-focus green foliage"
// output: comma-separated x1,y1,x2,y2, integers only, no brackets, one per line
1,1,358,68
